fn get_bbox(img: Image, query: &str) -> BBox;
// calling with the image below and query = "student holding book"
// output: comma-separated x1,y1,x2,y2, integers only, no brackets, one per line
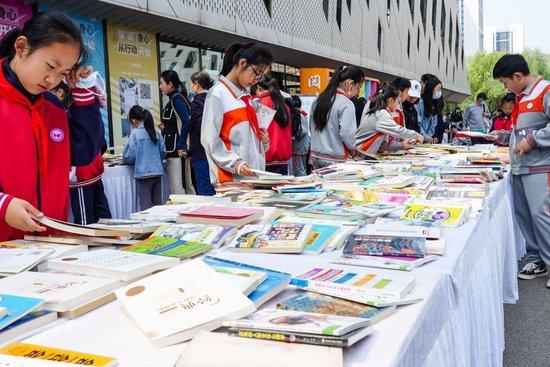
355,86,424,156
255,73,292,175
0,11,102,240
309,66,364,169
201,43,272,185
123,106,166,211
488,54,550,286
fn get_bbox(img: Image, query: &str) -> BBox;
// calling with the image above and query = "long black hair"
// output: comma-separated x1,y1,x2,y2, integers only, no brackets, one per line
256,73,290,128
366,85,400,115
311,65,365,132
0,10,87,65
220,42,273,77
129,105,157,143
421,76,443,118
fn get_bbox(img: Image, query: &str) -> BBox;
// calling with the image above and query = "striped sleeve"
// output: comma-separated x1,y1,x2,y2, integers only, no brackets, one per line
0,192,14,221
71,87,96,106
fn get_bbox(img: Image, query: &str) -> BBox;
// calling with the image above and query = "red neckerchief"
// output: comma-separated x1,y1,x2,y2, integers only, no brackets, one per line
0,59,49,193
512,77,544,125
219,78,262,142
336,89,349,98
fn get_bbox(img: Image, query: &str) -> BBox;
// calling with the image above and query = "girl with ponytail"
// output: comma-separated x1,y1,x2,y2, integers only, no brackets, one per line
355,86,424,156
309,65,365,169
124,106,166,210
0,10,105,240
201,42,273,184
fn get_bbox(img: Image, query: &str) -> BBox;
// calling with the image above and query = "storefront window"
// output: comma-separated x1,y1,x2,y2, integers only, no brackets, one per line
159,42,200,95
201,49,223,79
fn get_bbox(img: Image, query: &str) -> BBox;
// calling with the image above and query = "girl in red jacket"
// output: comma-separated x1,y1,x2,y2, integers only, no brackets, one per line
0,11,99,240
255,74,292,175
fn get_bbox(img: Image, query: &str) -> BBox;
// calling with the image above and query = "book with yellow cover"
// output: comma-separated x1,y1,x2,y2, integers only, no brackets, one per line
400,203,469,227
0,342,116,366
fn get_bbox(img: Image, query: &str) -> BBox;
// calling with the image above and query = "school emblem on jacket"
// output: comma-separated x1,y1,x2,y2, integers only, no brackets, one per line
49,128,65,142
527,102,533,110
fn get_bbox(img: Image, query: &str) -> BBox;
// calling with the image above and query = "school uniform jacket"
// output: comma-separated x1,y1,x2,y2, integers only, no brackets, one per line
201,76,268,184
257,92,292,165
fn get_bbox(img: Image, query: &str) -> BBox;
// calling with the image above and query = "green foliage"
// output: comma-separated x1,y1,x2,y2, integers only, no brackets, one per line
461,49,550,112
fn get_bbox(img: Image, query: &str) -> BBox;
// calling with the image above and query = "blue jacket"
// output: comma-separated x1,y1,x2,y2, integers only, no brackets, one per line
123,125,166,179
415,99,438,140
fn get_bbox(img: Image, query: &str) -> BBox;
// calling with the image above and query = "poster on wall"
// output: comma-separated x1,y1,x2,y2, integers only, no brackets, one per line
0,0,32,39
39,5,111,145
106,23,160,148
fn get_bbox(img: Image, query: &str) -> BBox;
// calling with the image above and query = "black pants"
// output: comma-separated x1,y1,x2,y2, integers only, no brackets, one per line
70,180,111,225
266,164,288,175
136,176,163,211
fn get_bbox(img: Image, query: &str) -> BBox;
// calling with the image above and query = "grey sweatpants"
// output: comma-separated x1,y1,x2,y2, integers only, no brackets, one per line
136,176,163,211
512,172,550,264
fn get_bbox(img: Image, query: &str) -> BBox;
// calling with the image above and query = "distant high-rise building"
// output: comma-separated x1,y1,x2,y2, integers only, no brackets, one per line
456,0,484,56
484,23,525,54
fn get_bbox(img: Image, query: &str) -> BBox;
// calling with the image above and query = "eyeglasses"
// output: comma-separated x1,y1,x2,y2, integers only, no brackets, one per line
249,64,265,80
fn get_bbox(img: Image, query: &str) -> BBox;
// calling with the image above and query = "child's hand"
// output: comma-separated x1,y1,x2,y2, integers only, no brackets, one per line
177,149,187,158
260,128,270,145
238,164,255,177
5,198,46,233
400,140,416,149
485,131,499,142
415,133,425,144
66,66,94,89
514,139,533,156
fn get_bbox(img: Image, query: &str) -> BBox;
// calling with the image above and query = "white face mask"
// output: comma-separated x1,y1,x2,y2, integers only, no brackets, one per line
433,90,443,100
72,72,106,96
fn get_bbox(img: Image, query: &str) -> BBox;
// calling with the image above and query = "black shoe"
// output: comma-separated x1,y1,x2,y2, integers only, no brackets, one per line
518,261,548,280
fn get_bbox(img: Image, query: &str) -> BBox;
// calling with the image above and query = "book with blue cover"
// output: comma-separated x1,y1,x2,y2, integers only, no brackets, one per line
202,257,291,307
303,224,340,255
0,294,43,331
0,311,57,344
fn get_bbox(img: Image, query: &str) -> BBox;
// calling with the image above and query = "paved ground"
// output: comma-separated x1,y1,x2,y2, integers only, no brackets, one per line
504,274,550,366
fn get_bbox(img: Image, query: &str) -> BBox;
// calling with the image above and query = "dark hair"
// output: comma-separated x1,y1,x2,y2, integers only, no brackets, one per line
390,77,411,92
0,10,87,65
129,105,157,143
220,42,273,77
190,71,214,90
257,73,290,128
421,76,443,117
493,54,530,79
476,92,487,100
501,92,516,104
52,81,71,106
421,73,435,83
366,85,400,115
161,70,185,93
312,65,365,132
290,95,302,109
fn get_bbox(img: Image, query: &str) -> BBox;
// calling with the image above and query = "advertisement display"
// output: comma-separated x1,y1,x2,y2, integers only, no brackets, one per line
0,0,32,39
106,23,160,148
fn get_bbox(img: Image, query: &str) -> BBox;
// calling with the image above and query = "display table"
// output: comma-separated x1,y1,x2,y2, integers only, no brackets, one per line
24,176,523,367
102,165,170,219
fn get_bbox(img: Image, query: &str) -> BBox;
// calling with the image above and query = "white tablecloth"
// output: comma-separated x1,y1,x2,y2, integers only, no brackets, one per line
23,175,523,367
102,165,169,219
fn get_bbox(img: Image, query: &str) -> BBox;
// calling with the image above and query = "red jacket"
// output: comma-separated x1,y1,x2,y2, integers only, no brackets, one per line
0,63,70,240
492,115,513,131
258,93,292,165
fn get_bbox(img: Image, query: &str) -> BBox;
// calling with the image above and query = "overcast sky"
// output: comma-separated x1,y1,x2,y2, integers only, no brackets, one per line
485,0,550,52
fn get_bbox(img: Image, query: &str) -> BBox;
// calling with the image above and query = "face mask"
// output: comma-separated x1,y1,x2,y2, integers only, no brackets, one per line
76,71,99,89
433,91,443,100
188,91,196,101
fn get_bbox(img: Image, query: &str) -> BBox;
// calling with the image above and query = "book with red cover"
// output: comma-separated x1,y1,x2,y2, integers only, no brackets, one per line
178,206,264,226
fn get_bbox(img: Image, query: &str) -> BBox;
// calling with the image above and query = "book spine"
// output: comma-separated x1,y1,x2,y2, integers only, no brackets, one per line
227,328,347,347
291,278,400,299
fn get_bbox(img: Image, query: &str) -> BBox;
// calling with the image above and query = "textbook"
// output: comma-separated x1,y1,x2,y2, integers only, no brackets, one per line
0,310,57,344
0,272,120,313
0,295,43,331
302,224,341,255
210,265,267,296
0,248,53,276
123,237,211,260
130,203,200,222
202,257,291,307
115,258,255,347
369,175,416,189
47,249,179,281
0,342,116,366
342,234,426,258
223,308,369,336
277,292,396,324
0,355,102,366
151,223,237,248
401,202,470,227
32,216,126,237
295,204,367,222
354,223,441,239
178,206,264,227
227,223,312,253
0,240,88,262
332,254,439,271
90,219,164,234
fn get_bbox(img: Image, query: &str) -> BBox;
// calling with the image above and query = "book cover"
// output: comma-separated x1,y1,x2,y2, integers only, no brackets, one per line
228,223,312,253
0,295,43,331
302,224,340,255
295,204,366,222
115,258,256,347
0,342,115,366
0,241,88,261
355,224,440,239
210,266,265,295
151,223,236,247
0,310,57,344
277,292,396,323
343,235,426,258
401,203,467,227
0,248,53,276
334,254,439,271
32,216,125,237
222,308,369,336
180,206,263,220
202,257,291,307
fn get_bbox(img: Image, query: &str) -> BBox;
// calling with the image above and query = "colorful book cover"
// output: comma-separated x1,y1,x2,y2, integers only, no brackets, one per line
277,292,395,322
401,204,466,227
0,295,43,331
180,206,262,219
343,235,426,258
123,236,183,255
0,342,116,366
303,224,340,255
230,223,311,252
202,257,291,306
296,204,365,221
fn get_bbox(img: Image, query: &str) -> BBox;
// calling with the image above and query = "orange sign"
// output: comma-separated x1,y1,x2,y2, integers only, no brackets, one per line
300,68,332,95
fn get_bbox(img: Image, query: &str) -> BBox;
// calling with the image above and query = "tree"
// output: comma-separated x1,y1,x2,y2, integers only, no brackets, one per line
461,49,550,112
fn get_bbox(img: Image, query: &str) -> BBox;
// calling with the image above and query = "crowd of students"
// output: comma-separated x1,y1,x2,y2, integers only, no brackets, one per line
0,11,549,288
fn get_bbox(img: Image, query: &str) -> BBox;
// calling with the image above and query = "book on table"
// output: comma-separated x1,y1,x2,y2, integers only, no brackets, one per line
343,234,426,258
227,223,313,254
0,294,43,331
354,222,441,239
401,201,470,227
89,219,165,234
151,223,237,248
123,237,212,260
209,265,267,296
202,257,291,307
0,272,121,313
0,248,53,276
295,204,368,222
0,240,88,261
46,249,179,281
177,205,264,226
223,308,370,336
333,254,439,271
115,258,256,347
0,355,107,366
31,216,128,238
0,310,57,344
130,203,200,222
175,330,343,367
0,342,116,366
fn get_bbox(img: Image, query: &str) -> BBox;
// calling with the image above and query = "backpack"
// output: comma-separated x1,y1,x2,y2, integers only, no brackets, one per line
285,98,303,140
